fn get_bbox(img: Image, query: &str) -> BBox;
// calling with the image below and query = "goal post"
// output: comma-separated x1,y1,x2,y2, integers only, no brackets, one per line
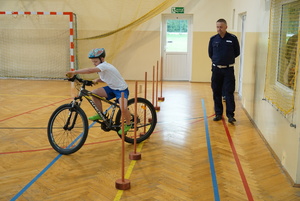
0,11,76,79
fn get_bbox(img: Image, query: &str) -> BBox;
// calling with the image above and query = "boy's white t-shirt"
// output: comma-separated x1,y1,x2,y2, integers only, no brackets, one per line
96,61,128,90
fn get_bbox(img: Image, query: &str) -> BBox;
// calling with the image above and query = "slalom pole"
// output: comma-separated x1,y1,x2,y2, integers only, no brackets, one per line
158,56,165,102
141,72,148,135
129,81,141,160
152,65,155,106
144,72,148,100
155,60,160,111
115,92,130,190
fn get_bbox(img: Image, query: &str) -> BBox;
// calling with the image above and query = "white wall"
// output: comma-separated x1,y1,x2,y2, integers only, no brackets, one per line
232,0,300,184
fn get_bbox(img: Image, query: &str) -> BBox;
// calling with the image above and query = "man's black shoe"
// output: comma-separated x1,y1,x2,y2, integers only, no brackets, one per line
213,115,222,121
228,117,236,124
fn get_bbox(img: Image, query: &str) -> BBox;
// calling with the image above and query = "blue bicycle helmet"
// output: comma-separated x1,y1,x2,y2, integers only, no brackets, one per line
88,48,106,58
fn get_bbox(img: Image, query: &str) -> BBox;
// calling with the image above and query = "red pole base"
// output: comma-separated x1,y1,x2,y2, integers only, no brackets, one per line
129,152,142,160
115,179,131,190
155,106,160,112
158,97,165,102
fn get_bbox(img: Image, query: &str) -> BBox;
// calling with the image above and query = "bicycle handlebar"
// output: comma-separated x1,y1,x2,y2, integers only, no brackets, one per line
65,75,94,86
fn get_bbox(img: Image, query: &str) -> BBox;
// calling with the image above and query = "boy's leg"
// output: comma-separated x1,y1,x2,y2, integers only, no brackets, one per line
89,87,108,120
91,87,107,112
117,97,132,135
118,98,131,123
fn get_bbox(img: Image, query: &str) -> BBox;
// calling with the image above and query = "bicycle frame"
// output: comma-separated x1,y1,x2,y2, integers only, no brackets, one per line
71,83,120,130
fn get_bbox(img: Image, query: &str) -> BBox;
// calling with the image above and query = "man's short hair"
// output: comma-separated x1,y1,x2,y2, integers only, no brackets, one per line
217,18,227,25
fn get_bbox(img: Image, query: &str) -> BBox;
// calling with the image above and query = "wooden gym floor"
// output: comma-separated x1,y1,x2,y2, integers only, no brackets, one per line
0,79,299,201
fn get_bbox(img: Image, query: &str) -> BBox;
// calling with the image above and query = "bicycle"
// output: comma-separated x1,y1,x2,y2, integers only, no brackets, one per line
47,75,157,155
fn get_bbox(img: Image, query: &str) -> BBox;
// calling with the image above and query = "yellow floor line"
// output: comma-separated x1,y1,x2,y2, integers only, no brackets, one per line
114,141,145,201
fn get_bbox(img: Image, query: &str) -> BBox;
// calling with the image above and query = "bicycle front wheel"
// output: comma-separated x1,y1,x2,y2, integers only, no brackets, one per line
47,104,89,155
115,98,157,143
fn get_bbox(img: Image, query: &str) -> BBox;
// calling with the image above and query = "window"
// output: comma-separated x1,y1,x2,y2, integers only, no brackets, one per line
277,2,299,89
166,19,188,52
264,0,299,117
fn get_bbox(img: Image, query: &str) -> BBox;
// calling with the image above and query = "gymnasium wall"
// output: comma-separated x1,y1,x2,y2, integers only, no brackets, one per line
1,0,299,184
232,0,300,185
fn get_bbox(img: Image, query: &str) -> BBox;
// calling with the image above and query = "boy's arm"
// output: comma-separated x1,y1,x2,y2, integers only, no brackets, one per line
93,78,102,84
66,67,100,77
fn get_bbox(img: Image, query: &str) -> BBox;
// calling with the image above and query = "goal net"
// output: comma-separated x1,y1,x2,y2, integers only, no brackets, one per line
0,11,76,79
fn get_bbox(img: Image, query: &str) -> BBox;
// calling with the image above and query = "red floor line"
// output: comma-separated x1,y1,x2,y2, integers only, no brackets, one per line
222,119,254,201
0,138,121,155
83,138,121,145
0,148,53,155
190,114,215,124
0,98,71,122
0,129,162,155
0,118,202,154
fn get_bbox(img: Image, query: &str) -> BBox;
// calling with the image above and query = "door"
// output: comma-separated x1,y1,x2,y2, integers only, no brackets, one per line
161,14,193,81
238,13,246,96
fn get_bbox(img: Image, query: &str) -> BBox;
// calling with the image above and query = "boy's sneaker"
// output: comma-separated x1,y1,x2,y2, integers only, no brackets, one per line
118,124,132,135
88,114,102,121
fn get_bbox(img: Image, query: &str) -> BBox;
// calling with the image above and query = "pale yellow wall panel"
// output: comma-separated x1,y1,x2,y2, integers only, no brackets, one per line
191,32,213,82
113,31,161,80
76,30,160,81
240,32,259,117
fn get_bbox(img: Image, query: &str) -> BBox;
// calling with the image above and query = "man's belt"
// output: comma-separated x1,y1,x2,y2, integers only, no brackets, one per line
213,63,234,68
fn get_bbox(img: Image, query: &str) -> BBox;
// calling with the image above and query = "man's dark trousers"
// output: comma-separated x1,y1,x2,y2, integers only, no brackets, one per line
211,65,235,118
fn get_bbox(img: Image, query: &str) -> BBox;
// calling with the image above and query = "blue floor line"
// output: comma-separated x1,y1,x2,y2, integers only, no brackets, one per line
201,99,220,201
10,122,96,201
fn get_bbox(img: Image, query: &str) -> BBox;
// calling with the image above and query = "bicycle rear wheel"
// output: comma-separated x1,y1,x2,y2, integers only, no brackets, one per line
115,98,157,143
47,104,88,155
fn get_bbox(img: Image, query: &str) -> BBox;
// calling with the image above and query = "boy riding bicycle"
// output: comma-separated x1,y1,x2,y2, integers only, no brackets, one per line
66,48,132,134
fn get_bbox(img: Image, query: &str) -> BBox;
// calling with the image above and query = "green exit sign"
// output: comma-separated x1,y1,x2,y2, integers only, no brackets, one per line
171,7,184,14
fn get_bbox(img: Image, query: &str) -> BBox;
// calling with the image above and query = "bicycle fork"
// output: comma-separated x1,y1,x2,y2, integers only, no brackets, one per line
64,98,81,131
64,108,78,131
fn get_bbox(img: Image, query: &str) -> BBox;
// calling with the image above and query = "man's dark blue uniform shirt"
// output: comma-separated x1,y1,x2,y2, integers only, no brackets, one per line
208,32,240,65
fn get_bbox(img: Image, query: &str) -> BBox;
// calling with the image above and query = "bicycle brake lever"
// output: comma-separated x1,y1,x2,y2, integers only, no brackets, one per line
85,80,94,86
65,75,77,82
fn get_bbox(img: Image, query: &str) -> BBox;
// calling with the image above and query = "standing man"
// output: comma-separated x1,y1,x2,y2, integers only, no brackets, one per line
208,18,240,123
